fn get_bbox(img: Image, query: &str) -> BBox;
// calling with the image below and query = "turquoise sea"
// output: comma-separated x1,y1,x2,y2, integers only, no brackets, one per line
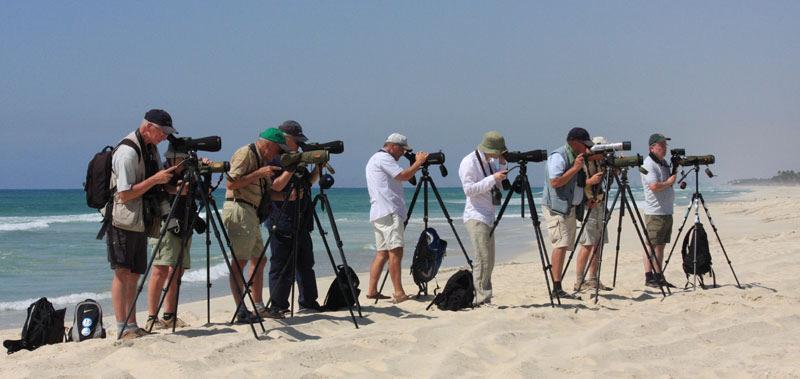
0,185,745,327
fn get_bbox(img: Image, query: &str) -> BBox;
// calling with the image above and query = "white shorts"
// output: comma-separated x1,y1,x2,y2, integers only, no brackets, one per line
372,213,404,251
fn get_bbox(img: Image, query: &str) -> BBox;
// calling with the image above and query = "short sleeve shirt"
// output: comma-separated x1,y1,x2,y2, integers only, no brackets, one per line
547,152,583,206
225,144,269,207
641,155,675,215
366,151,406,222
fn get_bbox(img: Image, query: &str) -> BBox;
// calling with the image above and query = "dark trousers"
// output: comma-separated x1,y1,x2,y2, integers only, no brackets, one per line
268,228,318,310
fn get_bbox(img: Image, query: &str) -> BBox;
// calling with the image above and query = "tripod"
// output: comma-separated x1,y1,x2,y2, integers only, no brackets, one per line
233,167,362,329
662,164,742,290
490,161,558,307
562,167,668,304
375,165,473,301
120,153,266,340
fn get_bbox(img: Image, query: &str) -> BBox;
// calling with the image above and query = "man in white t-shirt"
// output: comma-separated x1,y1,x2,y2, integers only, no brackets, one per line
365,133,428,303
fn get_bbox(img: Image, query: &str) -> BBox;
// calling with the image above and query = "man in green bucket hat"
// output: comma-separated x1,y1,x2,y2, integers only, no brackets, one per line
458,131,508,305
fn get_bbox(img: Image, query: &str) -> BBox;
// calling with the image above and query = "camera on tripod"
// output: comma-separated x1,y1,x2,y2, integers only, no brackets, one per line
168,135,222,153
292,140,345,189
503,149,547,163
404,150,448,177
300,140,344,155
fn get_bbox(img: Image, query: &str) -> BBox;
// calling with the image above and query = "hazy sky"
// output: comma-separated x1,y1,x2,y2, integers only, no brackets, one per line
1,1,798,188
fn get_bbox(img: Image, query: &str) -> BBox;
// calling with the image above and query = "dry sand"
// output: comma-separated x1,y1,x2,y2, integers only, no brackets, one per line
1,186,799,378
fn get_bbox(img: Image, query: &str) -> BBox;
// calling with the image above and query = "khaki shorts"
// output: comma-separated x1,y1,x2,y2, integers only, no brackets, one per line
545,207,577,251
372,213,404,251
579,206,608,246
645,214,673,245
149,231,191,269
222,201,264,260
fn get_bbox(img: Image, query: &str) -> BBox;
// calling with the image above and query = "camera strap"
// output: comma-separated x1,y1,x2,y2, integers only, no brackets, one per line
474,150,495,178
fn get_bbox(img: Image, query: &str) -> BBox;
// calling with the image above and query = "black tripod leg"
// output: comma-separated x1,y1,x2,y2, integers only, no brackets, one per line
697,194,741,288
205,206,212,325
522,175,557,307
204,195,265,337
619,181,668,297
117,180,188,340
316,194,363,317
562,207,591,280
663,194,695,272
611,200,624,288
428,179,473,269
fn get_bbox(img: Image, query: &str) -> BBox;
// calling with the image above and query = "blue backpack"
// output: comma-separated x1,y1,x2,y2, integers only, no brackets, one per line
410,228,447,296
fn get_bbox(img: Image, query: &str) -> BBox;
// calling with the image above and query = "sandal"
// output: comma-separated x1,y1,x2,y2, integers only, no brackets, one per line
392,294,412,304
366,293,391,300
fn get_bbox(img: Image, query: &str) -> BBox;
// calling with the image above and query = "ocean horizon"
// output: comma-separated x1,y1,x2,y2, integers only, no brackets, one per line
0,185,745,327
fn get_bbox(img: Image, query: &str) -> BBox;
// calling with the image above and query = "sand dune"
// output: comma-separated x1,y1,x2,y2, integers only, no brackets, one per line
1,186,798,377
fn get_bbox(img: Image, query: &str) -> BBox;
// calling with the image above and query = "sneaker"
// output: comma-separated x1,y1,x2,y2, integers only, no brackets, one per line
257,307,285,319
235,309,262,324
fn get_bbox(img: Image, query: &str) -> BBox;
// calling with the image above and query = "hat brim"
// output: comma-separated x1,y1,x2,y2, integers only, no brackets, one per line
581,140,594,148
650,137,671,146
294,133,309,143
159,125,177,135
478,144,507,155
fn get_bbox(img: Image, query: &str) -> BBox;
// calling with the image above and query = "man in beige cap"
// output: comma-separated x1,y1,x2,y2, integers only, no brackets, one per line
365,133,428,303
458,132,508,305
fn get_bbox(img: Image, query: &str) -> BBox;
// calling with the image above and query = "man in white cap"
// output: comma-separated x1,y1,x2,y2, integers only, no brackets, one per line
458,131,508,305
364,133,428,303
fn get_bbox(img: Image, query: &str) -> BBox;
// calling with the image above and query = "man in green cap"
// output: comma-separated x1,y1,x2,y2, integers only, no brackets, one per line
641,133,677,288
222,127,290,323
458,131,508,305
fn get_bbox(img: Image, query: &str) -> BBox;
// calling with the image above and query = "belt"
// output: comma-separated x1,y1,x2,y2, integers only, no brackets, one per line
225,198,257,209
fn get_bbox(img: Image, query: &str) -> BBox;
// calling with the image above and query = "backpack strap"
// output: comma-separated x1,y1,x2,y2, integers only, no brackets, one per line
96,137,142,240
248,143,267,197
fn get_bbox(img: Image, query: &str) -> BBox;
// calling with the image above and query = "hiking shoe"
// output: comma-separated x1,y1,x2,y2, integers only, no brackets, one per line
551,288,580,300
658,277,677,288
161,317,188,329
573,280,588,292
586,279,613,291
645,278,661,288
257,307,285,319
299,301,324,312
145,317,165,331
235,309,262,324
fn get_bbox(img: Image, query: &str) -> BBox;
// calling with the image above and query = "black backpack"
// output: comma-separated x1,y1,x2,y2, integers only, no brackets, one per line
323,265,361,311
84,140,140,209
426,269,475,312
67,299,106,342
84,140,140,239
681,223,716,288
3,297,66,354
410,228,447,296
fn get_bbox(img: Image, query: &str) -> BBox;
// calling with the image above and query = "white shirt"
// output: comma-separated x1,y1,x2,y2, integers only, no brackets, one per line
547,152,583,206
459,150,504,226
366,151,406,222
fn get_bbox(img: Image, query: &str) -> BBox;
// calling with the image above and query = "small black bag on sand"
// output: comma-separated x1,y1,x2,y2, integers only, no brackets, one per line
67,299,106,342
681,223,716,288
3,297,66,354
427,269,475,311
323,265,361,311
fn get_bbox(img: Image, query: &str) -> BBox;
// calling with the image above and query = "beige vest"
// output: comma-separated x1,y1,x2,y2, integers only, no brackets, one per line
110,132,147,232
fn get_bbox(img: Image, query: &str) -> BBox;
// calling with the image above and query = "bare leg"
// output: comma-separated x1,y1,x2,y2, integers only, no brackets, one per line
388,247,405,297
125,272,140,324
248,257,266,304
551,247,567,282
575,245,592,281
112,269,129,324
229,259,248,307
147,266,169,316
163,267,183,314
367,251,389,296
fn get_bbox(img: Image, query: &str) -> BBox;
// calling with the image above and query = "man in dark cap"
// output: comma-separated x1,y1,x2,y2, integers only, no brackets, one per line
265,120,324,315
110,109,180,339
542,127,594,299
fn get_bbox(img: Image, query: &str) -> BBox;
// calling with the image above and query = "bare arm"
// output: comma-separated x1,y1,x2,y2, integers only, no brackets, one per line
227,166,278,190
